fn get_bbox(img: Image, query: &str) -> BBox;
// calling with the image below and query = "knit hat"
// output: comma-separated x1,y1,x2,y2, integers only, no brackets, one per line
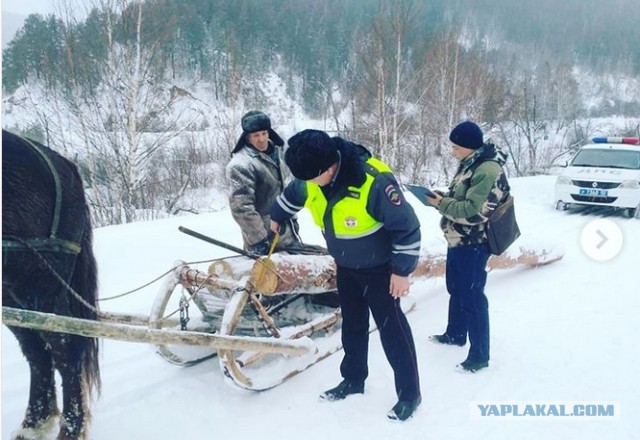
285,129,339,181
449,121,484,149
232,110,284,155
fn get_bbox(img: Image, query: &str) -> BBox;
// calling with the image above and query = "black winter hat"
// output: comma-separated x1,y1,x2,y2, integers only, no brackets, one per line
449,121,484,149
241,110,270,132
232,110,284,155
285,129,339,181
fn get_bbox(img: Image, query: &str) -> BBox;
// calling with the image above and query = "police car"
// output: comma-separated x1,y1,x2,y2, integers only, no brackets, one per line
554,137,640,219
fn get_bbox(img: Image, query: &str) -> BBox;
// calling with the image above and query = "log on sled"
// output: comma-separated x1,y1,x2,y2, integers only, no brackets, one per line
150,240,563,391
413,240,564,278
177,241,563,295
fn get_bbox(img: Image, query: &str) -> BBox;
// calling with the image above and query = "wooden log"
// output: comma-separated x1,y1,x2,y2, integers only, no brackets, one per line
412,253,448,278
179,266,240,291
2,307,311,355
487,248,563,271
178,243,564,296
249,254,337,294
412,246,563,278
249,244,563,293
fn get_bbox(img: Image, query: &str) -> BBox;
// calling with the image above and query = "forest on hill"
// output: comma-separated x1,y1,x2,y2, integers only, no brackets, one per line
2,0,639,226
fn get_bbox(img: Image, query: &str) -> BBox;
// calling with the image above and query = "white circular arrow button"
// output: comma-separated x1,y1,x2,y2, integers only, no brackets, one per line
580,219,623,261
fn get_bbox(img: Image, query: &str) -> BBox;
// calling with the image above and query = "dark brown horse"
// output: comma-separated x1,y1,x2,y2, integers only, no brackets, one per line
2,130,100,440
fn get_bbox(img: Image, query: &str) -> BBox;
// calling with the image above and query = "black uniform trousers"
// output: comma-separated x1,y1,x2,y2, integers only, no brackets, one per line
336,263,421,401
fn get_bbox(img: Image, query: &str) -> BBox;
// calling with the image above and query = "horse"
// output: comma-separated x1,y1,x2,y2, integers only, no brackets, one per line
2,130,101,440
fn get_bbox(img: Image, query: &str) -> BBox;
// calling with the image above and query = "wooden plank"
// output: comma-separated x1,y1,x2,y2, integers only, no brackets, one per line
2,307,310,355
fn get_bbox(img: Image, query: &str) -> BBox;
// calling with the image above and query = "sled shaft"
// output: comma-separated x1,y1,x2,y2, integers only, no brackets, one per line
2,307,310,355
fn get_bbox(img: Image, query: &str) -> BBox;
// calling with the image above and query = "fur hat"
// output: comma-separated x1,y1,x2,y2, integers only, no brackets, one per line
232,110,284,155
449,121,484,149
285,129,339,181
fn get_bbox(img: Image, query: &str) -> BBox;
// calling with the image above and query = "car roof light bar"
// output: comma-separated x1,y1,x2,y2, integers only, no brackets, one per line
592,137,640,145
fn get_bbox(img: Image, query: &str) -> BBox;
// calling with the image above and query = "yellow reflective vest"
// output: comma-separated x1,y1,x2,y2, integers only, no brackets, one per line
304,158,391,239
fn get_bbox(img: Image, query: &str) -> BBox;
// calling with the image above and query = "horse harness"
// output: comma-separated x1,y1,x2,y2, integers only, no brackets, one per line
2,134,83,256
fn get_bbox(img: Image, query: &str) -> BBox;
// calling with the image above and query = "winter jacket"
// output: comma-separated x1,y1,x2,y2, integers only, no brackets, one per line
226,141,300,253
270,138,421,276
438,142,511,247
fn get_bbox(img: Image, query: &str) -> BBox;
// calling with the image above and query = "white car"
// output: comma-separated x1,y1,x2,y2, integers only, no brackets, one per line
555,137,640,219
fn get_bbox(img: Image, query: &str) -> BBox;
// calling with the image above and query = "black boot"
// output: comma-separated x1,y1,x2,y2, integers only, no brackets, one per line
428,334,466,346
387,396,422,421
457,359,489,373
320,380,364,401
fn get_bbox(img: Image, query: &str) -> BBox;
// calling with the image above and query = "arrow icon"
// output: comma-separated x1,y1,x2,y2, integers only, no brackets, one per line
580,219,623,262
596,229,608,249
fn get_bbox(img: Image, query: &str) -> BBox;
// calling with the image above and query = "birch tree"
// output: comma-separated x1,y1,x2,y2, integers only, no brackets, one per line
349,0,418,170
56,0,200,225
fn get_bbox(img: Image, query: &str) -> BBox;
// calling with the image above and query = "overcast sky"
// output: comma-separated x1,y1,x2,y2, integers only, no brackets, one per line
1,0,90,47
1,0,56,16
1,0,89,19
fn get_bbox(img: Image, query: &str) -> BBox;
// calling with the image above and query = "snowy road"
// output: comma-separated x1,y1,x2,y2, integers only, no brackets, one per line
3,175,639,440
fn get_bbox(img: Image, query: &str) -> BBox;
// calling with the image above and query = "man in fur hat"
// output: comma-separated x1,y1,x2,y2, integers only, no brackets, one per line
226,110,302,255
269,129,422,421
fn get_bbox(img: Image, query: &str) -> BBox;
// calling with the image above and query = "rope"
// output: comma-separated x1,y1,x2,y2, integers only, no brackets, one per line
5,234,240,318
7,230,289,327
97,256,245,301
248,232,280,291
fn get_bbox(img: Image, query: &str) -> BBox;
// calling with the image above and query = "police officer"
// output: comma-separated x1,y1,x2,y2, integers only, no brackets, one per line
269,129,422,421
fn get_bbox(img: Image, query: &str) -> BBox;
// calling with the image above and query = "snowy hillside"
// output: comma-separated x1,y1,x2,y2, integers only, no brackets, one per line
2,175,639,440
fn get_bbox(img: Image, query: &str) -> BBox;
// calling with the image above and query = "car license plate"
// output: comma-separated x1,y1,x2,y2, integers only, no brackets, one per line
579,188,608,197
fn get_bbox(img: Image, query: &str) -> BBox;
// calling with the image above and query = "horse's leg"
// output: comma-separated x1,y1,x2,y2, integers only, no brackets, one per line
8,326,60,440
47,334,91,440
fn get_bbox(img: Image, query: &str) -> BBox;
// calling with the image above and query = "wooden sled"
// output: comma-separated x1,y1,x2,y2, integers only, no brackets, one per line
148,239,562,390
2,231,564,392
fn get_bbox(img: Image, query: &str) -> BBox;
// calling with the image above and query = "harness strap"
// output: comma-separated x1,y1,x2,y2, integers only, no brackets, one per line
21,136,64,239
2,133,82,254
2,237,81,255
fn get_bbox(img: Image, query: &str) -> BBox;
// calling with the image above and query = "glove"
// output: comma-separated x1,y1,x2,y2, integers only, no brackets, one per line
249,236,272,256
249,231,276,255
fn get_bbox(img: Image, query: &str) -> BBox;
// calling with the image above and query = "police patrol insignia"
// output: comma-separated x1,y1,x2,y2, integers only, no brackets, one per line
385,184,402,205
345,217,358,228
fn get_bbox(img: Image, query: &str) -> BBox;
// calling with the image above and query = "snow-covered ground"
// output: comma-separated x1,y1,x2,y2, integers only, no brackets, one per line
2,175,639,440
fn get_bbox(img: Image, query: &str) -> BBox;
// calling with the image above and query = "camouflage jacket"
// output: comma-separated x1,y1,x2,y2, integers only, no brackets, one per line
225,141,300,252
437,143,511,247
